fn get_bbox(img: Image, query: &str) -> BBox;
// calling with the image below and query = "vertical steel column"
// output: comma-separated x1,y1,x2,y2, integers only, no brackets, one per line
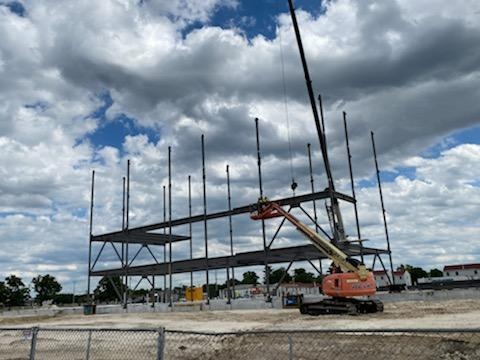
122,176,126,307
225,166,231,304
201,135,210,304
168,147,173,307
343,112,364,263
122,176,126,260
126,160,130,229
123,159,130,309
226,264,231,304
151,275,155,308
255,118,271,301
162,185,166,303
87,170,95,302
124,160,131,307
307,143,323,277
226,164,235,299
371,131,395,285
188,175,193,297
307,144,319,232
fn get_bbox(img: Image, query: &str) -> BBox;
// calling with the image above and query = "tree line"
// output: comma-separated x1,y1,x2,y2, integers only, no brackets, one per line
0,274,62,308
0,264,445,306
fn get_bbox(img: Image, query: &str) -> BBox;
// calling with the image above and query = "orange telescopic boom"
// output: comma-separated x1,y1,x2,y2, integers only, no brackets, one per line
251,198,382,314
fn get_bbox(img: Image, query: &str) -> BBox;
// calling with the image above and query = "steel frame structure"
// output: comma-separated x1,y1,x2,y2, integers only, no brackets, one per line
86,0,396,307
87,119,393,308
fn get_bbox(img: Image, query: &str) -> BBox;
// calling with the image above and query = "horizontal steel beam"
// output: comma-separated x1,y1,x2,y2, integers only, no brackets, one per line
92,232,189,246
93,190,355,239
90,244,386,277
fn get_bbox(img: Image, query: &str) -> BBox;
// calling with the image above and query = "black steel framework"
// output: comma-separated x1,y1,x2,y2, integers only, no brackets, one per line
86,0,396,306
87,125,393,306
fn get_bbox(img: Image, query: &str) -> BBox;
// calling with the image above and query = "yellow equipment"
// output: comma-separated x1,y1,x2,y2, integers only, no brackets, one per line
185,287,203,301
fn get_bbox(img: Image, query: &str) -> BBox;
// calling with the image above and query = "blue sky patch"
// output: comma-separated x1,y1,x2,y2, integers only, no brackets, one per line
421,124,480,158
181,0,325,40
450,124,480,145
469,180,480,188
357,166,416,188
2,1,26,17
85,91,160,152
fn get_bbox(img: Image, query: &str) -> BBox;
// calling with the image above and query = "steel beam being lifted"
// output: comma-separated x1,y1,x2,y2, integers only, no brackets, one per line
92,190,355,240
91,233,190,246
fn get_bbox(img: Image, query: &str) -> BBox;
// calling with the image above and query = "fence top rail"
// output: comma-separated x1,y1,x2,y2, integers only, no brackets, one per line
0,326,162,333
0,326,479,335
164,328,480,336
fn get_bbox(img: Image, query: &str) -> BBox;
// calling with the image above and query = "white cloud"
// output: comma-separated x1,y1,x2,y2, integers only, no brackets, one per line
0,0,479,291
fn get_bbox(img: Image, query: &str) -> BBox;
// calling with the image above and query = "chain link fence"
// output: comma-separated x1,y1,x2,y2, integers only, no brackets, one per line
0,327,478,359
0,327,162,360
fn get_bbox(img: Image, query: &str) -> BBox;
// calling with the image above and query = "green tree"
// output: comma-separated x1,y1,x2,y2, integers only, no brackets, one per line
94,276,127,303
429,268,443,278
293,268,315,283
5,275,29,307
266,267,292,284
0,281,7,306
32,274,62,305
202,284,219,298
403,265,428,284
242,271,259,285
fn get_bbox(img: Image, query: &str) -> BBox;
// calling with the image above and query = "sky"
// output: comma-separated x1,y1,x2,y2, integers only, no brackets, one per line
0,0,479,293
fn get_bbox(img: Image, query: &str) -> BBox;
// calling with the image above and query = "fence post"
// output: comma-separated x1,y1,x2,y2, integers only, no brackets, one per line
85,330,92,360
29,327,39,360
157,327,165,360
288,334,293,360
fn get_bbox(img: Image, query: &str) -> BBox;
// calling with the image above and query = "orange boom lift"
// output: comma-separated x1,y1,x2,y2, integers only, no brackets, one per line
248,0,383,314
251,198,383,314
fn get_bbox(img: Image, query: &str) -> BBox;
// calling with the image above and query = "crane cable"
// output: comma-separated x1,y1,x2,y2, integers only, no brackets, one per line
278,22,297,194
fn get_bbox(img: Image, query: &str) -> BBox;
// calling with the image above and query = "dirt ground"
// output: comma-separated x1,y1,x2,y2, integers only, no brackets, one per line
1,299,479,359
1,298,479,331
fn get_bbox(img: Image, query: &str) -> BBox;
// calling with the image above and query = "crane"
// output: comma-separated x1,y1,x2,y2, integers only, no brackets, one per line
251,198,383,314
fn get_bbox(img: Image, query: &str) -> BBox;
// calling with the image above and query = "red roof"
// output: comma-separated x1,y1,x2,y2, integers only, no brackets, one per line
443,263,480,271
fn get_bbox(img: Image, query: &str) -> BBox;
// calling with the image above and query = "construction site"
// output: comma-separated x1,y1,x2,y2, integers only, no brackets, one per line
86,0,396,315
1,0,479,359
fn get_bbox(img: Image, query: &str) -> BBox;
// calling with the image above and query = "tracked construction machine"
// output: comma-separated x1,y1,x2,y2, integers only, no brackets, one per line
251,199,383,315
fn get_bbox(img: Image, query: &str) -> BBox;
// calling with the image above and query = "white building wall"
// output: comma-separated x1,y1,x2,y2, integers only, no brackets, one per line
374,271,412,288
395,271,412,287
443,268,480,279
374,274,390,288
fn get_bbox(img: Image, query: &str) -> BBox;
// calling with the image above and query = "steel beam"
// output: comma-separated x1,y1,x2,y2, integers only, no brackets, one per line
91,244,387,277
93,190,355,240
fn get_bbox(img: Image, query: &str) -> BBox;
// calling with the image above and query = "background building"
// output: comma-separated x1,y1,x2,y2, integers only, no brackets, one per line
443,264,480,279
373,270,412,289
